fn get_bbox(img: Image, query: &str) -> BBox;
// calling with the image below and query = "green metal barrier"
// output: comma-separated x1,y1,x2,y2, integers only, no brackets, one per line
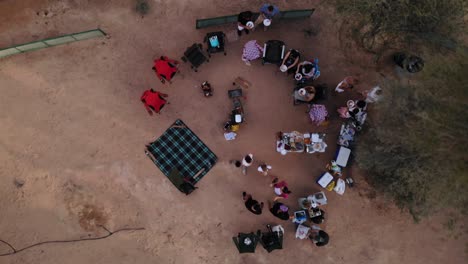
196,9,315,29
0,28,107,59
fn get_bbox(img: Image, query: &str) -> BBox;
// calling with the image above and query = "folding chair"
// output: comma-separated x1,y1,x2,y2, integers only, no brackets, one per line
181,43,209,72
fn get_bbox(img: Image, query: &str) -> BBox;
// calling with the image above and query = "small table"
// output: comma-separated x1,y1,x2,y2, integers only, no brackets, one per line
305,133,327,153
276,131,305,154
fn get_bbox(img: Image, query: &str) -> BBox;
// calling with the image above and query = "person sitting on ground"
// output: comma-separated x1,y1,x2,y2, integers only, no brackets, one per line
309,229,329,247
256,4,280,29
294,86,316,103
280,49,301,74
335,76,358,93
237,11,255,36
140,89,168,115
268,201,292,221
201,81,213,97
241,154,253,175
257,163,272,176
270,177,292,201
242,192,264,215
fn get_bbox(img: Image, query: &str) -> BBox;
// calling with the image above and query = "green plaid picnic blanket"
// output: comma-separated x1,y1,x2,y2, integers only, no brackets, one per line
146,119,217,186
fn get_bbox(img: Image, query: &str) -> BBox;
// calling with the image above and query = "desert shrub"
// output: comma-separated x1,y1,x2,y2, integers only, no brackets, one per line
356,49,468,220
136,0,149,16
333,0,467,54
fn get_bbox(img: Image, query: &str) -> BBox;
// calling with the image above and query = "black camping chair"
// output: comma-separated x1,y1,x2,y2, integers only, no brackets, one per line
262,40,286,66
204,31,227,56
181,43,209,72
232,232,258,253
257,225,283,253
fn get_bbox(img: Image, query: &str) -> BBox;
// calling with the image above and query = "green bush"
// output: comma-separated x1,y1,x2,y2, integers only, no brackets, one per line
356,50,468,220
333,0,467,53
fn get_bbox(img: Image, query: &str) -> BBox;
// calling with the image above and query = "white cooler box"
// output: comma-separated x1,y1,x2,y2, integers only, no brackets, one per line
335,146,351,167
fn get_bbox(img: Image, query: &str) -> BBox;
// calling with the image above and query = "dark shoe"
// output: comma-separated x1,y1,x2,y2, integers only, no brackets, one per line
245,29,249,35
237,30,242,36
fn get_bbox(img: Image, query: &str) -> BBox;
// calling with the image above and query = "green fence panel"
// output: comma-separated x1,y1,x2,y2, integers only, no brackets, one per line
0,28,107,59
0,48,21,57
72,29,106,40
278,9,315,19
44,36,76,46
15,41,48,52
196,9,315,29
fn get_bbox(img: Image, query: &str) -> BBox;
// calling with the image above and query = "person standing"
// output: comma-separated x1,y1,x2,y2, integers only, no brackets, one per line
237,11,255,36
256,4,280,30
140,89,168,115
241,154,253,175
242,192,264,215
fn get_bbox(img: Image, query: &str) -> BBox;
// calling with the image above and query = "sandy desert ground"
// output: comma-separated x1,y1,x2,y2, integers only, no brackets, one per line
0,0,466,263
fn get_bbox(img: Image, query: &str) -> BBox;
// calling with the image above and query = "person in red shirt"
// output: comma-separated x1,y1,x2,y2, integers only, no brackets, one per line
270,177,292,201
140,89,168,115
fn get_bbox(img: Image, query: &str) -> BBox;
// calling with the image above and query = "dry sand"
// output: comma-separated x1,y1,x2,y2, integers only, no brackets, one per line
0,0,466,263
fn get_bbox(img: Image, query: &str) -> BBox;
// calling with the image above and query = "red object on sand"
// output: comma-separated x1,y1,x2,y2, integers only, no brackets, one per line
153,56,179,82
141,89,167,115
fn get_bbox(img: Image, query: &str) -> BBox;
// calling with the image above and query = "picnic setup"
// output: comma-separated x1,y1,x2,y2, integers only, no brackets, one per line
143,4,379,254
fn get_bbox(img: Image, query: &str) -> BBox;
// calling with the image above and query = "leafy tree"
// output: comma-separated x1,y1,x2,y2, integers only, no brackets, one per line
356,50,468,220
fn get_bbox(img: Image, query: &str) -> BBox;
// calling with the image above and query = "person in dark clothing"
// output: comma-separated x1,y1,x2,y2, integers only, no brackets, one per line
243,192,263,215
237,11,254,36
309,230,329,247
268,201,291,220
310,208,325,224
280,49,301,74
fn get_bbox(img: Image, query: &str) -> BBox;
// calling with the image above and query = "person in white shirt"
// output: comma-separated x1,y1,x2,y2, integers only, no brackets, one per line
257,163,272,176
241,154,253,175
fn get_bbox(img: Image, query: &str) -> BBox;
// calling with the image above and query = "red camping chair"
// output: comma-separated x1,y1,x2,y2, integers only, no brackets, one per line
152,56,179,84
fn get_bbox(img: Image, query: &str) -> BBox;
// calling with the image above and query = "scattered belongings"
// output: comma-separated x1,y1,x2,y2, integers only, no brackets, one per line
223,88,246,135
276,131,328,154
201,81,213,97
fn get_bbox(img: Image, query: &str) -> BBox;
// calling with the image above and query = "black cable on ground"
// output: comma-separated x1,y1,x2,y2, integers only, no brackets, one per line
0,225,145,257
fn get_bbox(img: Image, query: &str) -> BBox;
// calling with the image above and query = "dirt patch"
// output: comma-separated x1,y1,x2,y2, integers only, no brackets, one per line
0,1,466,264
77,203,108,231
